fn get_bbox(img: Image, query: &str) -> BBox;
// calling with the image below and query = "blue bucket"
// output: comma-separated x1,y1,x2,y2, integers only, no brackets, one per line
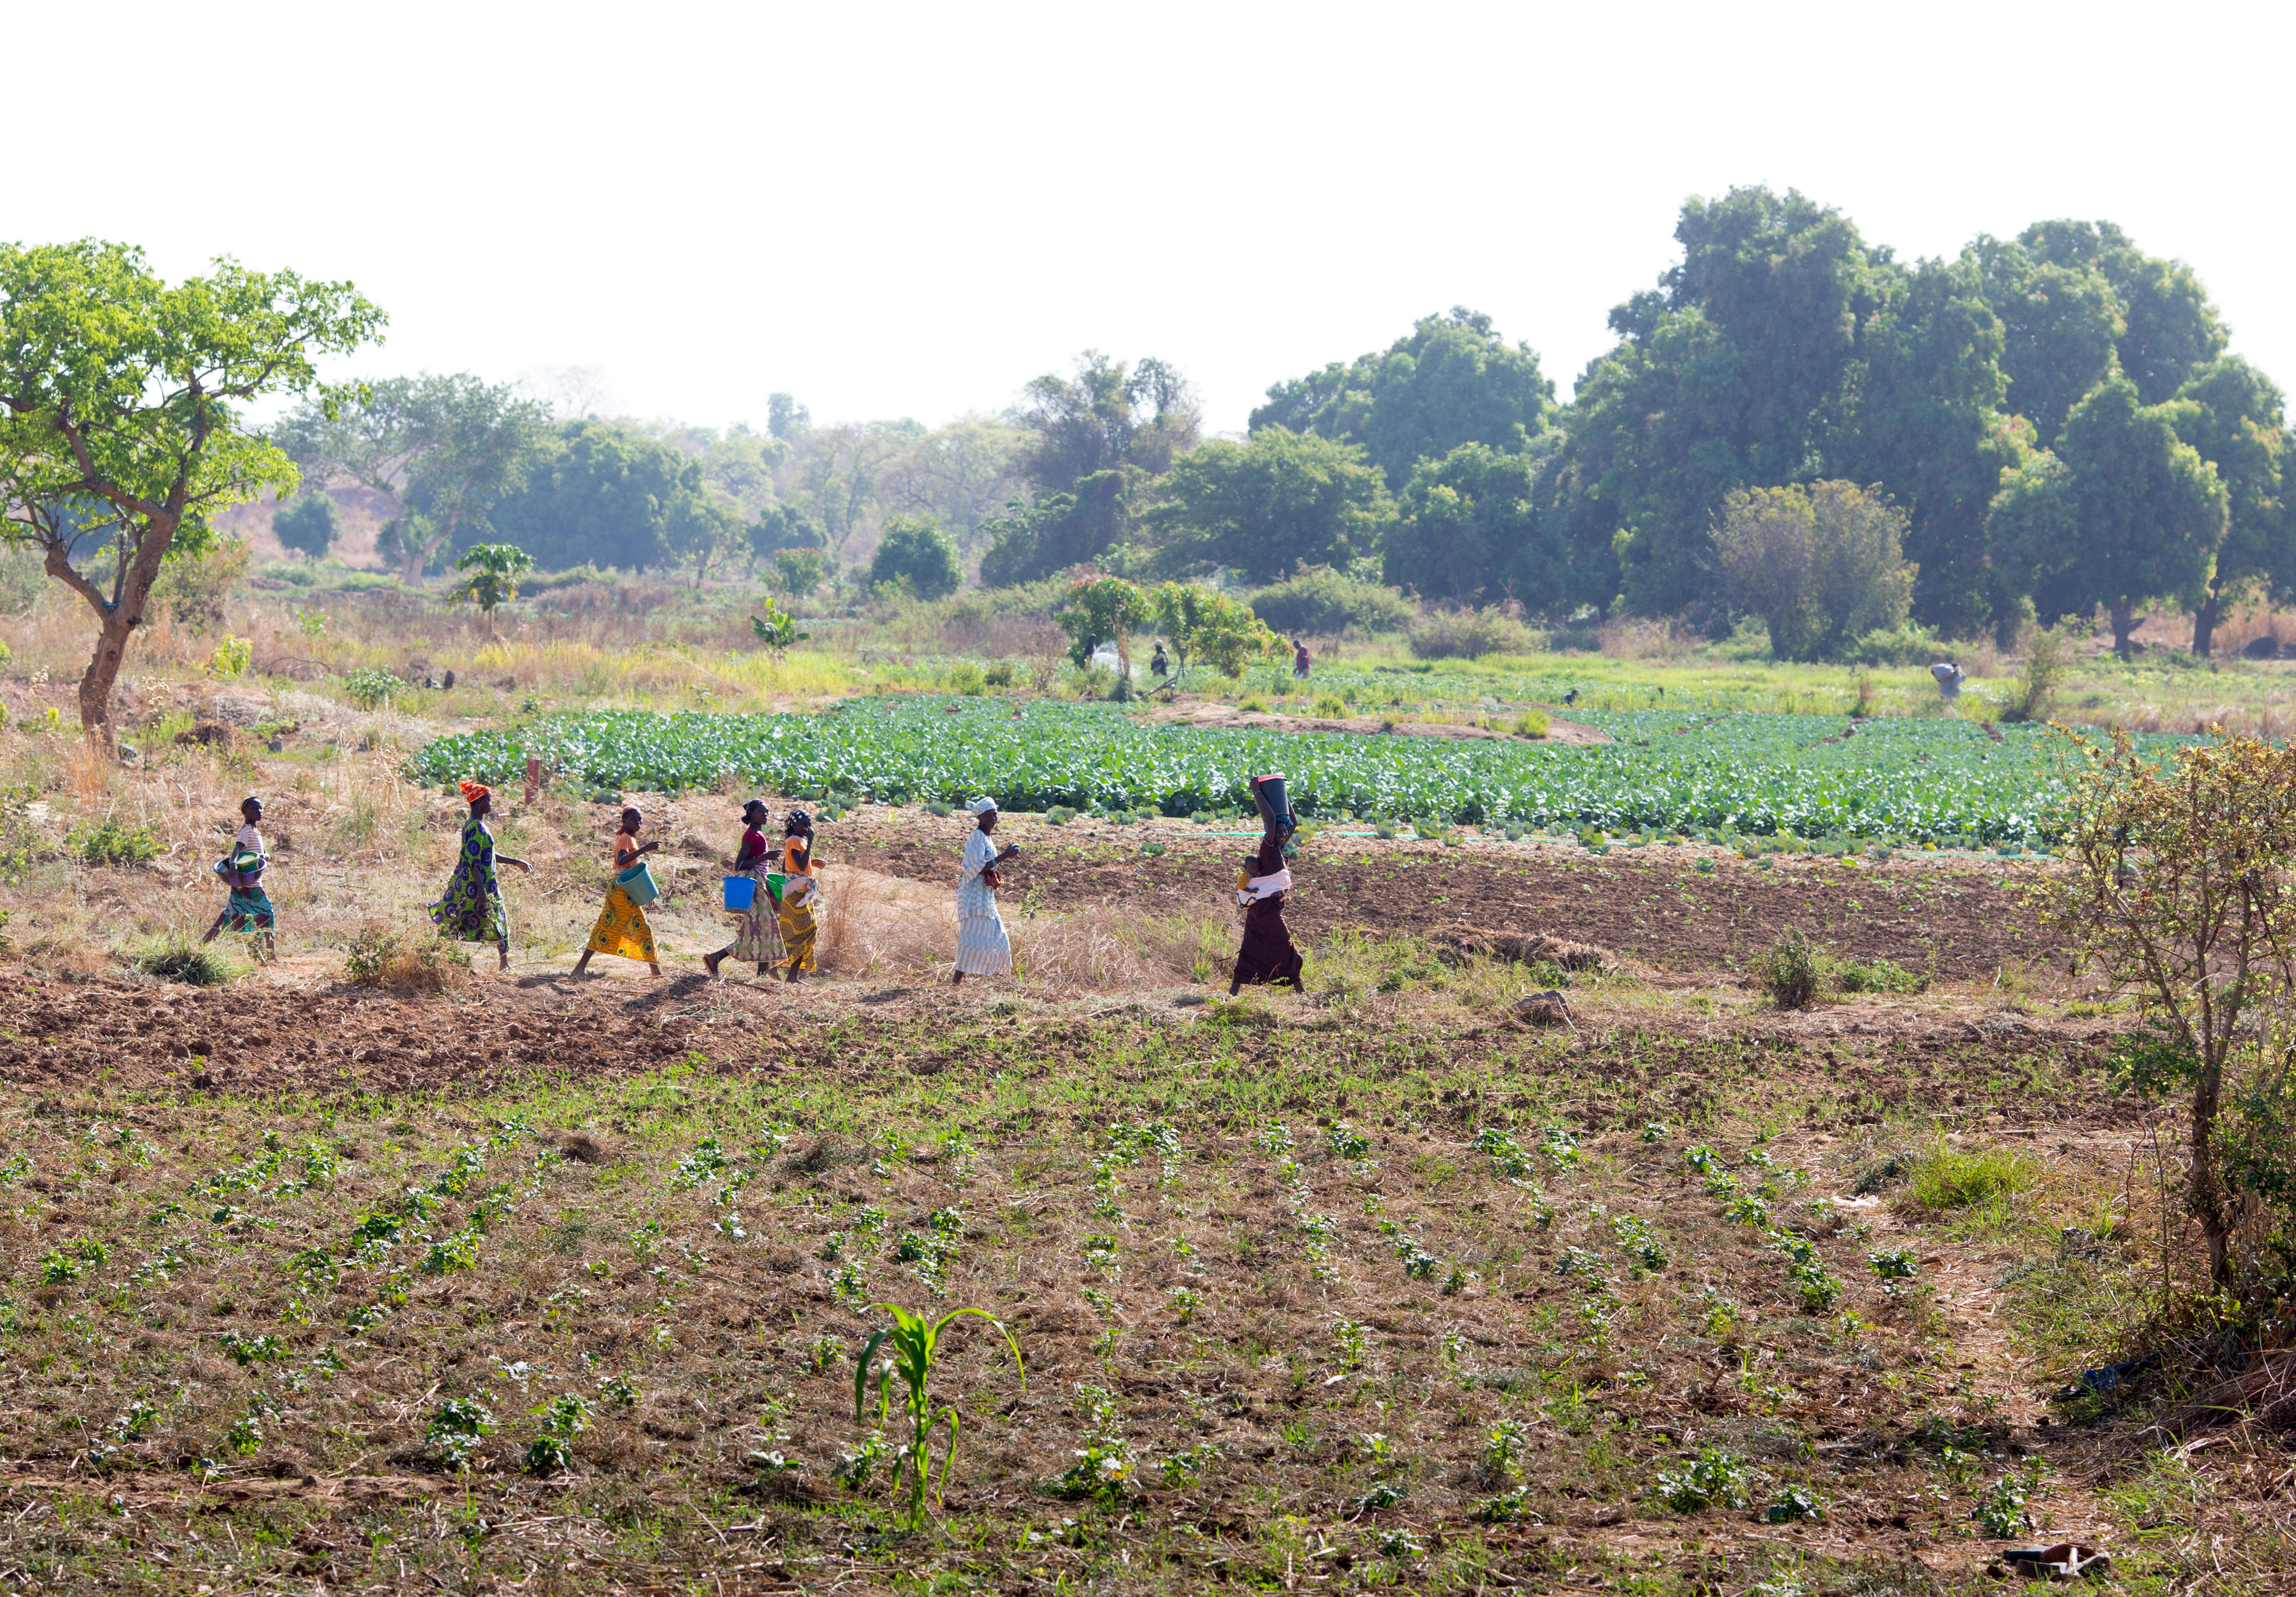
722,875,757,912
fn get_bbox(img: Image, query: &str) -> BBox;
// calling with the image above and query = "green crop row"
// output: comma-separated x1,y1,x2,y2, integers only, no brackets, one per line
409,697,2188,843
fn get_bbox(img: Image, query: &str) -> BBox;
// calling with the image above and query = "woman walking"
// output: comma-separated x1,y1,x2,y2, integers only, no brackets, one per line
952,797,1020,984
571,807,663,979
777,809,820,982
201,795,277,963
1231,772,1304,994
705,799,783,979
430,781,530,971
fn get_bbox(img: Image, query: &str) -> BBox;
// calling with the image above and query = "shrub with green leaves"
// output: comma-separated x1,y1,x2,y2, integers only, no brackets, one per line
1754,928,1821,1009
72,816,159,867
1656,1448,1750,1512
426,1396,494,1472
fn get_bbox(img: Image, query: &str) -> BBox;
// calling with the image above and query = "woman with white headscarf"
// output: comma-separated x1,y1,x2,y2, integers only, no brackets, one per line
953,797,1021,984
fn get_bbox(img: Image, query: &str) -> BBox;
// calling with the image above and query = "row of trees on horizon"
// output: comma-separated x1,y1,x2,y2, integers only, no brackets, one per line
265,186,2289,660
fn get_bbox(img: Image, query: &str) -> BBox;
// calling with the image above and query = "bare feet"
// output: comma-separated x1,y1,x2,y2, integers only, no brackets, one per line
951,969,965,986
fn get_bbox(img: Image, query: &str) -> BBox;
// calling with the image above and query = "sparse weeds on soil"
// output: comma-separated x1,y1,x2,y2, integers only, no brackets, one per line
0,993,2192,1591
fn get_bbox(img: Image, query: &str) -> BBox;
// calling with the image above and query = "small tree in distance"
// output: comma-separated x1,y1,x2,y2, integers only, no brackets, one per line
1150,582,1285,691
773,548,825,599
1709,481,1915,662
272,492,339,563
750,598,809,660
454,542,534,637
1055,575,1151,673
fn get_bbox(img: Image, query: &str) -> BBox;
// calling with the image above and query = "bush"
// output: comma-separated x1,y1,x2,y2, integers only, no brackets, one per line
1409,606,1538,660
343,925,469,994
1514,710,1549,739
72,817,160,867
1847,621,1947,666
870,515,961,600
1753,929,1821,1009
342,668,405,710
1248,569,1415,637
1999,623,2073,724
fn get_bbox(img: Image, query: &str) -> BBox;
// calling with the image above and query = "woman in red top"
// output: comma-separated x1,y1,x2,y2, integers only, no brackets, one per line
705,798,782,979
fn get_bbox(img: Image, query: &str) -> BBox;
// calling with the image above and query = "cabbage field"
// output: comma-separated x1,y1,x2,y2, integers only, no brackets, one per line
409,697,2187,843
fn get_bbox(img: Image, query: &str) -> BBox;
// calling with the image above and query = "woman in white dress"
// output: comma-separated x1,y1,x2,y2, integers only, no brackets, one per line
952,797,1021,984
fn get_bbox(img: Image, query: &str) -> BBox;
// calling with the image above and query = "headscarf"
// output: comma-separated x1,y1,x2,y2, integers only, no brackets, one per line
967,796,997,816
459,781,491,805
784,808,813,836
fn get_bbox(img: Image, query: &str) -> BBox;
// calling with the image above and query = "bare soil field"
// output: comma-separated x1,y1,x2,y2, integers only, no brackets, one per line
2,775,2268,1594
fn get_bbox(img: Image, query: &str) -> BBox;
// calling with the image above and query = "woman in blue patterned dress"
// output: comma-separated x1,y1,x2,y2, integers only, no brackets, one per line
430,781,531,970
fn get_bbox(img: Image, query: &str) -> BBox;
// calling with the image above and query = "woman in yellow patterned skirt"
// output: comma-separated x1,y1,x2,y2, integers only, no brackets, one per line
572,807,663,979
777,809,820,983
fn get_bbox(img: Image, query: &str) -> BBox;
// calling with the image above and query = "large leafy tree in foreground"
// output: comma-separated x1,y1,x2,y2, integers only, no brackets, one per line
0,241,384,735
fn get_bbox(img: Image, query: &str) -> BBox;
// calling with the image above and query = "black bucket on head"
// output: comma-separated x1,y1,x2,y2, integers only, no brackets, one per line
1252,772,1294,836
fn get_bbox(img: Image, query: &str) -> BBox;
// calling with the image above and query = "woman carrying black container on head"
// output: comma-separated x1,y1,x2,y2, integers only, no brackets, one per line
1230,772,1305,995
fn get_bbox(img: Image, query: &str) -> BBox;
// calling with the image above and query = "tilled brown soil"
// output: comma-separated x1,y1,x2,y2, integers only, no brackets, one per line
843,827,2053,979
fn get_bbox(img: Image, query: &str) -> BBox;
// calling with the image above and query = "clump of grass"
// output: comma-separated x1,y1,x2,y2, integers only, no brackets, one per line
1313,694,1348,719
1910,1138,2038,1214
343,925,470,993
1835,956,1927,994
1514,710,1549,739
1752,929,1821,1009
137,937,234,986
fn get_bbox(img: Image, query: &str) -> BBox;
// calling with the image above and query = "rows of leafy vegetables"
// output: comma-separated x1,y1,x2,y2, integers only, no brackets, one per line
408,697,2183,842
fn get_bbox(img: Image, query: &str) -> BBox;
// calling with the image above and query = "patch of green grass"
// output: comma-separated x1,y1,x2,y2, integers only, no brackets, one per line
135,937,236,986
1911,1139,2039,1217
70,816,160,867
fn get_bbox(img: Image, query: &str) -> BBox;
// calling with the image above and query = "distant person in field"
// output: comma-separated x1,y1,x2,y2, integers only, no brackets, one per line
1150,639,1169,680
1932,661,1965,704
953,797,1021,984
705,798,783,979
777,809,820,982
201,795,277,962
1231,773,1304,994
571,807,662,980
430,782,530,970
1292,638,1311,680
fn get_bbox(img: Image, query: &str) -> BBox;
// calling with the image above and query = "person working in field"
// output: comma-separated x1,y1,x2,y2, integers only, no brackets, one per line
1231,772,1305,995
705,798,783,979
1292,638,1311,681
952,797,1021,984
430,781,530,971
201,795,277,963
571,807,663,979
776,809,820,982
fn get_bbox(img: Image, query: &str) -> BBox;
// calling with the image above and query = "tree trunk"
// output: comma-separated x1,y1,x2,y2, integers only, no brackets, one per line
67,510,180,742
2111,598,2139,661
2193,583,2222,658
2192,1059,2235,1286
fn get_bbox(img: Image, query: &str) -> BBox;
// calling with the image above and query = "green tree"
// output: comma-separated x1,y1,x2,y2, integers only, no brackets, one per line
976,476,1136,588
275,372,550,584
453,543,534,635
1992,375,2228,658
1543,188,1887,617
2019,219,2228,404
1847,253,2034,641
0,241,384,737
487,421,697,571
750,597,809,658
1251,308,1556,491
879,416,1027,554
1054,575,1152,671
2168,358,2291,656
668,493,744,588
1971,237,2124,445
1709,482,1916,661
773,548,825,599
869,514,961,599
1386,443,1572,608
1149,582,1285,688
1146,428,1390,584
271,491,339,563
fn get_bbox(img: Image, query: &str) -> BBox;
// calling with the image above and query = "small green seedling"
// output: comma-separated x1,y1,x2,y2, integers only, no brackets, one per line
855,1301,1025,1530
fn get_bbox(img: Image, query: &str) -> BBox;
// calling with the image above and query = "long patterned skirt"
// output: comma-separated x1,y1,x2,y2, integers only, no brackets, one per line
779,896,819,973
222,885,275,932
585,883,658,963
955,904,1011,976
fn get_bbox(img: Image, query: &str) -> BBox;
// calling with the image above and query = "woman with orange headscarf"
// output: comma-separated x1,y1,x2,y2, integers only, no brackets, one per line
429,781,530,970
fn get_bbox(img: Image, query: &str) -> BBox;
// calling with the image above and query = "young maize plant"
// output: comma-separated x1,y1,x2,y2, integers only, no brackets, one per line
855,1302,1025,1530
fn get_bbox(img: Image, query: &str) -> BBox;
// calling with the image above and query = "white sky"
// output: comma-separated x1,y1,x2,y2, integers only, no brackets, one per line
13,1,2291,436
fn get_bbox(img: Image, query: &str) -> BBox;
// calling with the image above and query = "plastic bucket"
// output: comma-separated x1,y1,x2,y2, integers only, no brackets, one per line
616,861,660,907
1252,772,1294,833
766,871,788,902
722,875,757,912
